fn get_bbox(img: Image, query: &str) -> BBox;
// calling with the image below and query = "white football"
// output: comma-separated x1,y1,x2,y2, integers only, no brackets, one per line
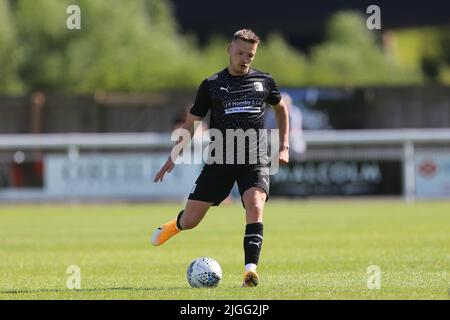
186,257,222,288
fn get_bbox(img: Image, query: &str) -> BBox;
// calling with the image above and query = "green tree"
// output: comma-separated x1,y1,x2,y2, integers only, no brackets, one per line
0,0,23,94
14,0,74,91
13,0,202,93
6,2,434,94
308,11,422,86
391,26,450,84
253,33,308,87
64,0,202,92
195,35,229,78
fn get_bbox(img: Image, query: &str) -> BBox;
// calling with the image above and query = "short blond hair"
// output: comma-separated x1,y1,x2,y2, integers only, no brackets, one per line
232,29,260,44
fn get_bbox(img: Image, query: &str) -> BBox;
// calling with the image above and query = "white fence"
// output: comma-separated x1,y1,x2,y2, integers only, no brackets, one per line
1,129,450,201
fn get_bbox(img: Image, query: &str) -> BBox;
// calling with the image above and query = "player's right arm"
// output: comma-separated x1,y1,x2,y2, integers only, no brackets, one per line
154,79,210,183
154,112,204,183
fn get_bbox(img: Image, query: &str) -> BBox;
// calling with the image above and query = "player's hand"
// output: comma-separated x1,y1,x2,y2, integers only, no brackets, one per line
154,157,175,182
279,146,289,166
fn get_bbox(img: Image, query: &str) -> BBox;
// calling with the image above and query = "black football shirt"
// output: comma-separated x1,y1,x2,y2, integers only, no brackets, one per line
190,68,281,165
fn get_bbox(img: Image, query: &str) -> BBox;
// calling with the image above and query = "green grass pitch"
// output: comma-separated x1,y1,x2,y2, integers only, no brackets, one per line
0,200,449,300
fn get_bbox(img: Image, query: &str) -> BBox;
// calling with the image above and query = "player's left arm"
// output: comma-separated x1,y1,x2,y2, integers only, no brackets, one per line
271,100,289,165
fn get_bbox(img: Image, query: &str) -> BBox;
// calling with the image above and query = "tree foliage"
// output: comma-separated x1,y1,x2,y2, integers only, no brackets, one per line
307,11,422,86
0,0,23,94
1,2,448,94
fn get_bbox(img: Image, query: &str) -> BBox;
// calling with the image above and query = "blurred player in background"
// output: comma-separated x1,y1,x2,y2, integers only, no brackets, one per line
265,92,306,159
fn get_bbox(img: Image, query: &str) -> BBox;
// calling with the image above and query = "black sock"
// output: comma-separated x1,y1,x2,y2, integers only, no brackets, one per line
243,222,264,266
176,210,184,230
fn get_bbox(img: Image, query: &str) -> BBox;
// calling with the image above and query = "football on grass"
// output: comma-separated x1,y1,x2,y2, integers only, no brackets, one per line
186,257,222,288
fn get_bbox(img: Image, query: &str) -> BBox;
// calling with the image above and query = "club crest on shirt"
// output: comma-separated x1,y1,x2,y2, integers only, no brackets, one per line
253,82,263,92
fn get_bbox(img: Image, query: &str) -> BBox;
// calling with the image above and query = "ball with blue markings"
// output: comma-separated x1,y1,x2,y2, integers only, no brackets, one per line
186,257,222,288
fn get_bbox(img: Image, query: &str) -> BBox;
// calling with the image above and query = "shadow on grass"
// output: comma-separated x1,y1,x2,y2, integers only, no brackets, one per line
0,286,187,294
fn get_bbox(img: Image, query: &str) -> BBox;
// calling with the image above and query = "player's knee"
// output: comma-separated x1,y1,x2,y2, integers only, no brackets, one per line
252,201,265,213
245,198,264,217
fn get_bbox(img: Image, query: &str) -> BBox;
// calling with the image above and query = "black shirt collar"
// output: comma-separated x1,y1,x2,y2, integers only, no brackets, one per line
224,67,252,78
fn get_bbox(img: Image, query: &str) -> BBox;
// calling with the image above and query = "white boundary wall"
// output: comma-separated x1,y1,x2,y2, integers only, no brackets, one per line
1,129,450,201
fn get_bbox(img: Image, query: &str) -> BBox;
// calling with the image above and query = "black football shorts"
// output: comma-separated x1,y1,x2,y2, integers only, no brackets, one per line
188,164,270,206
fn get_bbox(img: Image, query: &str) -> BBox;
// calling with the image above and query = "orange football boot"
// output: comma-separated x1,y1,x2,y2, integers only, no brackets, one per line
242,270,259,287
151,219,180,246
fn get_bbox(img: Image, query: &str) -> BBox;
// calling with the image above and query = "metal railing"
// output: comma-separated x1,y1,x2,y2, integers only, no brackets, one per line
1,129,450,201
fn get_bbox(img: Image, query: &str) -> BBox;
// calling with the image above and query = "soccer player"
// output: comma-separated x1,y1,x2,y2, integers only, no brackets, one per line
152,29,290,287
